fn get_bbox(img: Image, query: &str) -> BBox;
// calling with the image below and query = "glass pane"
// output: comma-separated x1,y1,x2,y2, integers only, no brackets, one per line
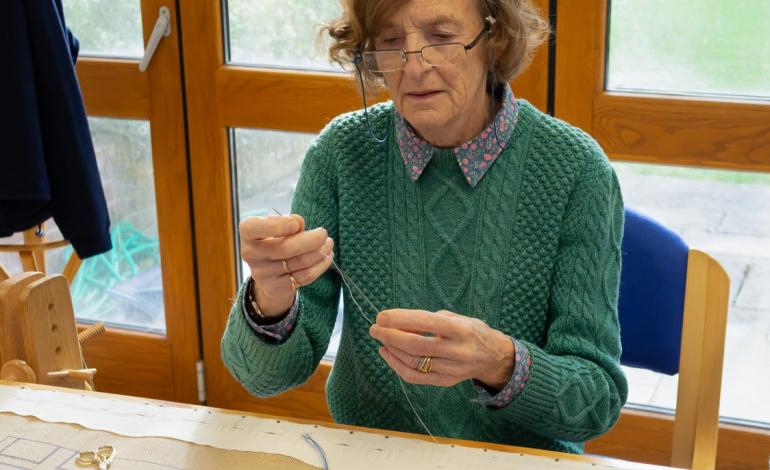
62,0,144,58
232,128,342,358
615,162,770,427
0,119,163,333
607,0,770,99
76,118,164,333
225,0,342,70
234,128,315,219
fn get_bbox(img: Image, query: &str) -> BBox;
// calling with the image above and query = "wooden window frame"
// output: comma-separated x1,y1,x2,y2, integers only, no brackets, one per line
72,0,200,403
555,0,770,173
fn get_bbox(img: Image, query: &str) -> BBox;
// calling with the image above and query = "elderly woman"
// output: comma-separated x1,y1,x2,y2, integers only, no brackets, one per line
222,0,627,454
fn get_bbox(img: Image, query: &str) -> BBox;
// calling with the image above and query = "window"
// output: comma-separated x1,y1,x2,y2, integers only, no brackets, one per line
607,0,770,100
233,129,314,220
556,1,770,174
72,118,165,333
63,0,144,58
59,0,200,401
225,0,342,70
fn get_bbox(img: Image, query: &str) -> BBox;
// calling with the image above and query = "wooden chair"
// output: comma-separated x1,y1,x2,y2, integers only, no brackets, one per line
616,208,730,470
0,223,82,283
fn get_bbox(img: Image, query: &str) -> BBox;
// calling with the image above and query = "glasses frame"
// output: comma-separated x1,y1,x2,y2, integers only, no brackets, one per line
362,17,494,73
352,16,496,145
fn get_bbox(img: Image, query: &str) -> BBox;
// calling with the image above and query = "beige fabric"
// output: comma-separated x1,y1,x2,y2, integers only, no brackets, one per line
0,385,671,470
0,413,318,470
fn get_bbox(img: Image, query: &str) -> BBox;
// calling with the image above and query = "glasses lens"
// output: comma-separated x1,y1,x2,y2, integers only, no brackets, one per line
422,44,466,66
363,50,405,72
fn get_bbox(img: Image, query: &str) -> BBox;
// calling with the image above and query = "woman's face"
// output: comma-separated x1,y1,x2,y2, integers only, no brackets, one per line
375,0,489,142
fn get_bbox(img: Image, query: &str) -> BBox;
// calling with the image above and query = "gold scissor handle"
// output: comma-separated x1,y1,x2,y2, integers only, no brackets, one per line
77,450,98,465
98,446,115,462
76,446,115,469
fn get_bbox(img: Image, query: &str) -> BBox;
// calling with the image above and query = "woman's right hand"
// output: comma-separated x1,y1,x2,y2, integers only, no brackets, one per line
239,214,334,317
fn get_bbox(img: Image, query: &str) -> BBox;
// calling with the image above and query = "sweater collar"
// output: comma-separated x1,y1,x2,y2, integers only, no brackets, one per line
394,83,519,188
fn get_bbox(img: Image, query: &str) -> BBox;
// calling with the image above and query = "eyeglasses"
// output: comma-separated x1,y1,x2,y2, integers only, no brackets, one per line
362,18,494,73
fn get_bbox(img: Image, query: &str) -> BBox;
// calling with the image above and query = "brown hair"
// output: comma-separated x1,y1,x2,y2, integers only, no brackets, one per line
320,0,550,91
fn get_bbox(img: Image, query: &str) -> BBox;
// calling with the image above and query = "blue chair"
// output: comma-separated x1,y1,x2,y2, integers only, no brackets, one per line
617,208,730,470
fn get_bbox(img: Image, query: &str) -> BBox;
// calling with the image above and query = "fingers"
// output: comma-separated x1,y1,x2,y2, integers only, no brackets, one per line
259,227,329,261
242,227,328,265
376,309,464,338
239,215,302,240
291,214,306,233
379,347,463,387
250,237,334,279
291,244,334,286
385,344,466,377
239,213,331,304
256,273,299,298
288,236,334,272
369,323,462,360
372,309,504,389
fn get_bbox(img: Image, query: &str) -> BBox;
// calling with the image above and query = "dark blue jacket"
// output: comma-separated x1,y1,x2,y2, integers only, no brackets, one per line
0,0,111,258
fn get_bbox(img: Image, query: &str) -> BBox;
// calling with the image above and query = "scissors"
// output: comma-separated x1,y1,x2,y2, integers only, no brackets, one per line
76,445,116,469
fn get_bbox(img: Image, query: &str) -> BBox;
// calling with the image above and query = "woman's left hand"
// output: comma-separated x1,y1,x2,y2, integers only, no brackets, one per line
369,309,515,389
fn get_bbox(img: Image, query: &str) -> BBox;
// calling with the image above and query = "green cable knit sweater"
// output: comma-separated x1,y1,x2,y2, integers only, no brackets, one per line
221,100,627,454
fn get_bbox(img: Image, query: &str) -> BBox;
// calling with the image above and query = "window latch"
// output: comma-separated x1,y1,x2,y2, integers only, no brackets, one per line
139,6,171,72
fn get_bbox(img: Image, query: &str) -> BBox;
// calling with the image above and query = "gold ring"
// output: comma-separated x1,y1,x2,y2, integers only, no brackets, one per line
417,356,432,374
282,259,291,274
289,275,298,292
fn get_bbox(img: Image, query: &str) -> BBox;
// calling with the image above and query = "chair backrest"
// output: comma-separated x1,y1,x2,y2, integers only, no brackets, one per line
619,208,730,470
619,209,689,375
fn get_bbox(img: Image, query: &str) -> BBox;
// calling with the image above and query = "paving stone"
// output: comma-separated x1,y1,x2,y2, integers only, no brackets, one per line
613,165,648,195
718,200,770,237
620,175,770,236
622,186,726,234
682,230,770,259
718,309,770,423
622,366,663,406
625,204,725,235
642,309,770,423
624,175,723,204
735,261,770,311
648,373,678,411
726,304,769,330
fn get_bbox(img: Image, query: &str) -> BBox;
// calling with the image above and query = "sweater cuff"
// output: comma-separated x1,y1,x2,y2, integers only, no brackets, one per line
488,340,564,425
242,279,299,344
472,338,530,408
221,282,314,397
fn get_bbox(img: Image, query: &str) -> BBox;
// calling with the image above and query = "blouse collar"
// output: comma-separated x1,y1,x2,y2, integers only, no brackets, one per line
394,83,519,188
